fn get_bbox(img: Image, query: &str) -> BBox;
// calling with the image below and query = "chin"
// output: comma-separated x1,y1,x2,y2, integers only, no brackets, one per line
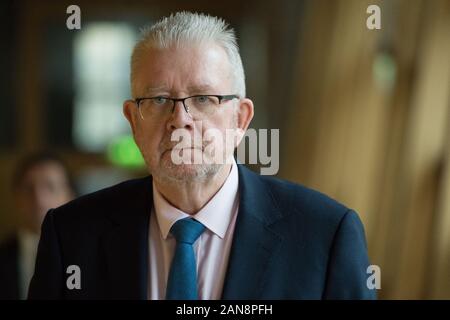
158,159,222,183
147,149,227,183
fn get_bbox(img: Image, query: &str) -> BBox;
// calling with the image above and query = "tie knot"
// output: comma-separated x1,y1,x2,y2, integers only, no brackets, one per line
170,218,205,245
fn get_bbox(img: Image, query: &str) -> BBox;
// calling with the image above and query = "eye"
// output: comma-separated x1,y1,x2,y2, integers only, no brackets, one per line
194,95,210,104
152,97,169,105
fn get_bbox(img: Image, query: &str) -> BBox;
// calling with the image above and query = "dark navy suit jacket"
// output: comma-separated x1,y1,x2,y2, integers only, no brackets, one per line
28,165,376,299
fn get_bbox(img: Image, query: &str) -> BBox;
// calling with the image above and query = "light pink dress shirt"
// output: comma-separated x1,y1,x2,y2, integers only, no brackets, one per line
148,159,239,300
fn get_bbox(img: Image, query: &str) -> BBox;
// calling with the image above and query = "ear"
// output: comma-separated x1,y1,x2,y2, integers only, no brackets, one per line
236,97,254,130
234,98,254,147
123,99,139,137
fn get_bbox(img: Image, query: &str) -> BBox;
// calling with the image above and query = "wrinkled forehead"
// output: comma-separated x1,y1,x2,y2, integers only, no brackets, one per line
133,43,233,96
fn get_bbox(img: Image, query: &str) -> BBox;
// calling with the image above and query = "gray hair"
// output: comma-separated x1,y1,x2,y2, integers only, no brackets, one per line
130,11,246,98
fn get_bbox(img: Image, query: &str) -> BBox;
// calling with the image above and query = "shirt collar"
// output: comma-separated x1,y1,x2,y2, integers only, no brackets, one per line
152,158,239,240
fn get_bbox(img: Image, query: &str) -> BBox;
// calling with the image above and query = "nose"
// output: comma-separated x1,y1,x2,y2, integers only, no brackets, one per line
166,100,194,132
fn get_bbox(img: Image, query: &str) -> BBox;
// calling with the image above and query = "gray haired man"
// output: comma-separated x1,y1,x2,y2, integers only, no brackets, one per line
29,12,375,300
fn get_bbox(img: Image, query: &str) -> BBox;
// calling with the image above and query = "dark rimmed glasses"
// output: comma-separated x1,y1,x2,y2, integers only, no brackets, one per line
134,94,239,119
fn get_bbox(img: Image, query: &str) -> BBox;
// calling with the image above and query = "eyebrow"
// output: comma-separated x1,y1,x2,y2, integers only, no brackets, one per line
186,84,216,93
143,86,169,95
142,84,218,96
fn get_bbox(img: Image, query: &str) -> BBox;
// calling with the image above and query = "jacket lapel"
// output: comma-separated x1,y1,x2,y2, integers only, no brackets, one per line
221,165,283,299
103,177,152,299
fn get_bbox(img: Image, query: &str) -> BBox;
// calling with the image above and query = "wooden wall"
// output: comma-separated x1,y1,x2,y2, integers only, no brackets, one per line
282,0,450,299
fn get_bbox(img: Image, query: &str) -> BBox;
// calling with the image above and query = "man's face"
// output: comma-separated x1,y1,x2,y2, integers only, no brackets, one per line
125,43,251,183
14,162,74,233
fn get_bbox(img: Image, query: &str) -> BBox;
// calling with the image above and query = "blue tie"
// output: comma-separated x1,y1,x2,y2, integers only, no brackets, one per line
165,218,205,300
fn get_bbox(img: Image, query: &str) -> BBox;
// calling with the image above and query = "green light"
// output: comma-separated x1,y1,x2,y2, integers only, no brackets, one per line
373,52,397,93
107,135,145,168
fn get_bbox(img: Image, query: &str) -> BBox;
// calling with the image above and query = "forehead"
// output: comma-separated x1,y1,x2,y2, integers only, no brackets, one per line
135,43,233,94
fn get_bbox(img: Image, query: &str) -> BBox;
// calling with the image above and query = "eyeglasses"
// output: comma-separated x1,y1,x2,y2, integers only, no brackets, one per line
134,94,239,120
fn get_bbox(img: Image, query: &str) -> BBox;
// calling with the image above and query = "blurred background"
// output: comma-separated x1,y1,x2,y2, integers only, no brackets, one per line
0,0,449,299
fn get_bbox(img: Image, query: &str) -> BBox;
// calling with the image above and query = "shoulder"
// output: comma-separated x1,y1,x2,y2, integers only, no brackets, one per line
238,164,354,229
237,165,369,272
48,176,152,228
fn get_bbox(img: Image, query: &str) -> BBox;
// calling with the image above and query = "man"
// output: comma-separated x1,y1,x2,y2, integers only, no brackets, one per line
29,12,376,299
0,152,75,299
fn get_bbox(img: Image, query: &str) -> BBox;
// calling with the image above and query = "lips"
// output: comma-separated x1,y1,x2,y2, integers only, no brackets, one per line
162,146,204,157
162,142,204,152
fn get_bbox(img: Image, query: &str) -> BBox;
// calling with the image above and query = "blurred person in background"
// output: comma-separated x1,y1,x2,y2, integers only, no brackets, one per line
0,152,75,299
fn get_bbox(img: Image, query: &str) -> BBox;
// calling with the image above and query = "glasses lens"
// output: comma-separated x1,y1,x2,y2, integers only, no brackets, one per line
138,98,172,119
185,96,220,117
